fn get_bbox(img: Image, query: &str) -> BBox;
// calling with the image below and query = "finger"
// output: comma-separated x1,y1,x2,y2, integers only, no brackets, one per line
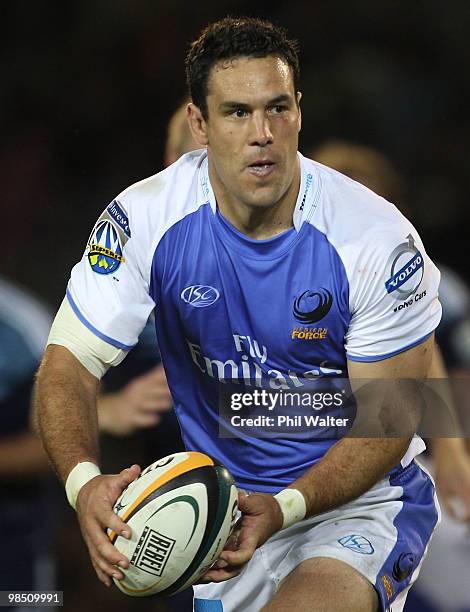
117,465,141,489
220,547,254,567
131,411,162,427
105,510,133,542
238,489,249,506
87,522,131,568
199,567,243,583
91,548,125,581
220,533,257,566
139,398,172,411
91,559,112,588
222,531,240,552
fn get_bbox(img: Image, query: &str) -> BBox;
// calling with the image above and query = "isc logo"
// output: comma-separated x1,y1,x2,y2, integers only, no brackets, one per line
181,285,220,308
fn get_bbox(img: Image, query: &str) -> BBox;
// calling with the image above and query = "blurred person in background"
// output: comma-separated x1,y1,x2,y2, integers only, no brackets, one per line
0,276,56,610
311,139,470,612
164,98,202,167
0,275,174,611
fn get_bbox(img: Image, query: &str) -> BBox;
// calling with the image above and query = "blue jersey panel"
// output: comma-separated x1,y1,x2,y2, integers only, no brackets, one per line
150,203,351,492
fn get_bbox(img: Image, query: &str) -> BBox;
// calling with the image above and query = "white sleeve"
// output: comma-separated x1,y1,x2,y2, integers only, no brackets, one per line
67,198,155,350
345,226,442,362
47,298,127,379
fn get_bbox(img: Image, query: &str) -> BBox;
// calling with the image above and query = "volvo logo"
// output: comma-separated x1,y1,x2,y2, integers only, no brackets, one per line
385,234,424,300
181,285,220,308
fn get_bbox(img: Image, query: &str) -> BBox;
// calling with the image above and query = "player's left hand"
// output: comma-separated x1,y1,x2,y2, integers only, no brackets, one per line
435,444,470,522
199,490,283,583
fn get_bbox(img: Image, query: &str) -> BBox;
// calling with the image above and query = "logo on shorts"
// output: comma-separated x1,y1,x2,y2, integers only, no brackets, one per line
181,285,220,307
385,234,424,300
293,289,333,324
381,574,394,600
87,220,125,275
338,534,374,555
392,552,415,582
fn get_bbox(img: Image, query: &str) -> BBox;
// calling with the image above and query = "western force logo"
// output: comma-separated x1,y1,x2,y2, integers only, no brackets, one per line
385,234,424,300
293,289,333,324
338,535,374,555
181,285,220,308
87,220,124,275
291,327,327,340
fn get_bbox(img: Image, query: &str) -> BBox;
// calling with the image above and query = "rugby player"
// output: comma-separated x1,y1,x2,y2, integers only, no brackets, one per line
35,18,442,611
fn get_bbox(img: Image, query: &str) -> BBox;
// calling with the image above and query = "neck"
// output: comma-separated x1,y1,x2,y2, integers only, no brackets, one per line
207,157,301,240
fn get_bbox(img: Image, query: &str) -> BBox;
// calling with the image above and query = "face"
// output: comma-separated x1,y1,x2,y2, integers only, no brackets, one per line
188,56,301,211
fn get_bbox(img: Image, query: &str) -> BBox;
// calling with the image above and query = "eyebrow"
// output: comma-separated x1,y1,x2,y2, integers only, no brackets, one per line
219,94,294,111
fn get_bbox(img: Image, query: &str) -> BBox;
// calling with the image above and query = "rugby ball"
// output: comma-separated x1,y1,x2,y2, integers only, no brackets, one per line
108,451,238,597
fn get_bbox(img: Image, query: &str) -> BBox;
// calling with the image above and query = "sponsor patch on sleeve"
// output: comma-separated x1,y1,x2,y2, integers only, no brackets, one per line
385,234,424,300
87,200,130,275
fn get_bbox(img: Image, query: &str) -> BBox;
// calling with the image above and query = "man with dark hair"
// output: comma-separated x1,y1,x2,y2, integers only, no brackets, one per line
185,18,300,121
36,17,441,611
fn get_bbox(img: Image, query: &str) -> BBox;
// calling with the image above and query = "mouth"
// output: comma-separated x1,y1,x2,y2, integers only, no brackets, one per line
246,160,276,178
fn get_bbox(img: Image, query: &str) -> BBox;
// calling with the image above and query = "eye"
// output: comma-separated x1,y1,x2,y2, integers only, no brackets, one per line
270,105,287,114
231,108,248,118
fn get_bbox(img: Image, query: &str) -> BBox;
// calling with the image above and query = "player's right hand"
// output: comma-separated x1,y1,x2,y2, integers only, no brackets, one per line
76,464,141,586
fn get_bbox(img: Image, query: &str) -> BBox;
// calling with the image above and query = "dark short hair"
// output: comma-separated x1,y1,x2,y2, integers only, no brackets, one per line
185,17,300,119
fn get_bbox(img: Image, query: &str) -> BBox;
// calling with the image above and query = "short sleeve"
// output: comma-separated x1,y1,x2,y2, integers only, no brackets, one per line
67,199,155,350
344,227,442,362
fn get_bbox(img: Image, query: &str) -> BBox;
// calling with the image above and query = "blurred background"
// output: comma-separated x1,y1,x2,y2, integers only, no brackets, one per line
1,1,469,611
2,0,468,300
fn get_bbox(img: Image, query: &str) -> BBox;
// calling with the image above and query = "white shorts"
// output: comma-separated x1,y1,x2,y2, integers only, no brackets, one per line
193,461,439,612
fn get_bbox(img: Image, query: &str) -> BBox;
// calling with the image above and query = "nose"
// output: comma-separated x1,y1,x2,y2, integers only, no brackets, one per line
248,112,273,147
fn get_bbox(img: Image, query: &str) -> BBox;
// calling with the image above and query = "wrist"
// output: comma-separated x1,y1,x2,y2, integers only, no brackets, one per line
65,461,101,510
273,488,307,529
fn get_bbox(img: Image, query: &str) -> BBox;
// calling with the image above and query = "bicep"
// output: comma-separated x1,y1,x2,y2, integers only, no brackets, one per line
346,335,435,437
347,334,435,381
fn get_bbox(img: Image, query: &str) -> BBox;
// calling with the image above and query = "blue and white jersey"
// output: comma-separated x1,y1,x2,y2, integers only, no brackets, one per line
67,151,441,492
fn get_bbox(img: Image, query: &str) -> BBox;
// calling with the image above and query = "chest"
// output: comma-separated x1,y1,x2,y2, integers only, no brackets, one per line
152,214,351,379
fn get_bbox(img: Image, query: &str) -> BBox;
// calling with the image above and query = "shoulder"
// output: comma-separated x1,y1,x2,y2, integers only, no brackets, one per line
104,150,208,269
300,154,412,252
118,148,207,223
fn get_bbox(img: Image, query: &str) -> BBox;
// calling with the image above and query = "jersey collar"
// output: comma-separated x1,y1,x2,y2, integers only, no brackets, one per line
197,151,320,231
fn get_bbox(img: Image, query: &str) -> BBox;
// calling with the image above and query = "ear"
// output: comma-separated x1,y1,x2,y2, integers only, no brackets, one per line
187,103,209,146
296,91,302,133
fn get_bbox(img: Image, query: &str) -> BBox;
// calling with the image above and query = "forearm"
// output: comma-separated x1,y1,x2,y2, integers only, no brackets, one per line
35,344,100,483
290,437,411,518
